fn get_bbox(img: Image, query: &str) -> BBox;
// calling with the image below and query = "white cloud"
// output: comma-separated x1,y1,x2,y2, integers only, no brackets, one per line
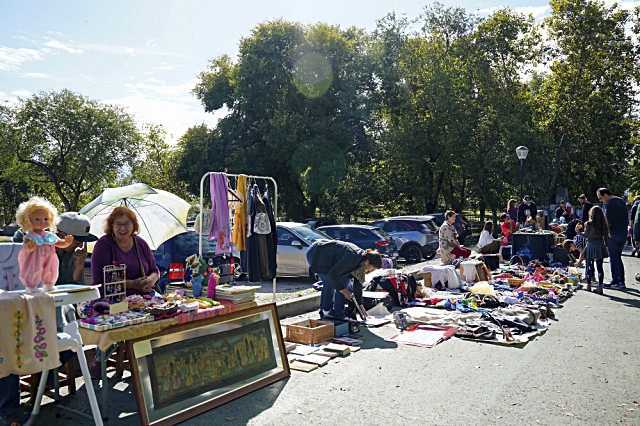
0,90,31,105
124,78,197,98
104,94,226,144
43,39,83,54
0,47,43,71
513,5,552,20
477,5,551,21
23,72,51,79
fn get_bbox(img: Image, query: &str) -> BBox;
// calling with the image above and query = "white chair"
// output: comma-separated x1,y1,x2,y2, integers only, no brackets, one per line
31,313,103,425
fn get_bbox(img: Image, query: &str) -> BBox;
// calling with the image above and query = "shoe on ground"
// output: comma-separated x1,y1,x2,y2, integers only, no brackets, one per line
610,282,627,290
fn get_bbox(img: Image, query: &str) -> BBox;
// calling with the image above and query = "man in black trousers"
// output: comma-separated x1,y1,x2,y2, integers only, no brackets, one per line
597,188,628,289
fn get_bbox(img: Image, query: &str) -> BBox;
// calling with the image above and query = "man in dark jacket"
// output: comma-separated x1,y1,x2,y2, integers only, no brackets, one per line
597,188,628,288
517,196,537,225
577,194,594,224
307,240,382,319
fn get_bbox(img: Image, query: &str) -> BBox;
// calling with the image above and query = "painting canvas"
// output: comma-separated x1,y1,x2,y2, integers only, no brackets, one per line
147,319,277,409
128,304,289,426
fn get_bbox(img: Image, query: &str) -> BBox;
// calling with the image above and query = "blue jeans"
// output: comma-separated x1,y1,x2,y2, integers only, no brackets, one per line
608,236,626,284
317,273,352,320
0,374,19,417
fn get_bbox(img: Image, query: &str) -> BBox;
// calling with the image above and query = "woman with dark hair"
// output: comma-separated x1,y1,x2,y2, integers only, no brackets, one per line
91,206,159,295
477,221,501,254
584,206,609,294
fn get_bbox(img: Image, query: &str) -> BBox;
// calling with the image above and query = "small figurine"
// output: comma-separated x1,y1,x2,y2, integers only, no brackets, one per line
16,197,74,292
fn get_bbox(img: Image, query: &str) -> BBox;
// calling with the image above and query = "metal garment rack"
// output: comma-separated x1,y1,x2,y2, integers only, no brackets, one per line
199,172,279,302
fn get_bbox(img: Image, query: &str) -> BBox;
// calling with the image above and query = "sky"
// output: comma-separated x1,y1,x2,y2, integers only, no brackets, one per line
0,0,635,142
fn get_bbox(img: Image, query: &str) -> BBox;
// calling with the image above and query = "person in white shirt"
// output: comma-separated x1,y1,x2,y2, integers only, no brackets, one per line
477,221,501,254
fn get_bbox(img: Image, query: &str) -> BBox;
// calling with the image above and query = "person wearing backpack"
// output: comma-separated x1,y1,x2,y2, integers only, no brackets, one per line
307,240,382,320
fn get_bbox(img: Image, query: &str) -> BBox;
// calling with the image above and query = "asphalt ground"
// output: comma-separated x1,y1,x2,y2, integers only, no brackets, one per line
28,254,640,426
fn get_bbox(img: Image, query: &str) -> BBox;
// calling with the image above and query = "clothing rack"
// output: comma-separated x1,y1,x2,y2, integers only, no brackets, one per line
198,172,279,302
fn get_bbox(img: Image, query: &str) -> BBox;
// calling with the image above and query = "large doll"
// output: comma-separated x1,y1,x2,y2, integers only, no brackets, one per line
15,197,74,292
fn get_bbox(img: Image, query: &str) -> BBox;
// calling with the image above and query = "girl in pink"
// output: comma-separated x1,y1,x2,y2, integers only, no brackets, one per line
16,197,74,292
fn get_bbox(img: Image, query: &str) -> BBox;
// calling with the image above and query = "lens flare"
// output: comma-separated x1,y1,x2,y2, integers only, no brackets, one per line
292,51,333,99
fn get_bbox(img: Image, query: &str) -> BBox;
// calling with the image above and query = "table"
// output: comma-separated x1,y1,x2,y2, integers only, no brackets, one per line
80,300,258,418
512,232,556,261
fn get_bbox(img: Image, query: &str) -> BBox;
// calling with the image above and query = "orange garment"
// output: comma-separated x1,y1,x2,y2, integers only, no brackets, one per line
231,175,248,251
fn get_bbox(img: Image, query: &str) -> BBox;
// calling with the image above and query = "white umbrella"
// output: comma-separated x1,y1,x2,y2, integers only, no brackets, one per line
80,183,191,250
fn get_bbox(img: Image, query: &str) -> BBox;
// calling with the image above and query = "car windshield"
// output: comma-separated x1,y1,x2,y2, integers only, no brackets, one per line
421,221,438,232
373,228,391,240
291,225,330,243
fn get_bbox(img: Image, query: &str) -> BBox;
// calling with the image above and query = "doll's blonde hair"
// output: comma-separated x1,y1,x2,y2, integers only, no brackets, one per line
15,197,59,233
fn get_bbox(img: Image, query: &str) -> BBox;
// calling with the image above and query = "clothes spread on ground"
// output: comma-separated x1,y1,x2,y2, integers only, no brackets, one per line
0,291,60,378
231,174,248,251
0,243,21,291
209,172,231,254
247,185,277,282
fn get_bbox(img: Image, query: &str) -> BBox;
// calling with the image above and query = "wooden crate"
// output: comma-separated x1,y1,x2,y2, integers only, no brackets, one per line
286,320,334,345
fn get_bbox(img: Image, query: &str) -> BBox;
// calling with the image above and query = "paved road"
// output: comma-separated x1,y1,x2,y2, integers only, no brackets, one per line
38,255,640,426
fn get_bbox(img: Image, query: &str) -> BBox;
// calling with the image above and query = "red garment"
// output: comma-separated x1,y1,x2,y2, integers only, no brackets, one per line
452,246,471,258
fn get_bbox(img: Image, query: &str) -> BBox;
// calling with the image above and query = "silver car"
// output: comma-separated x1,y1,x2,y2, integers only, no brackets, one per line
371,216,439,263
276,222,331,277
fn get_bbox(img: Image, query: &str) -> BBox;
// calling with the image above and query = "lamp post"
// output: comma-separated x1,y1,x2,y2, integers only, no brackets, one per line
515,146,529,199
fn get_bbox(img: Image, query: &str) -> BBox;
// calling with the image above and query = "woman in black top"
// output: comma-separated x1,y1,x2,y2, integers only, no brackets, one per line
584,206,609,294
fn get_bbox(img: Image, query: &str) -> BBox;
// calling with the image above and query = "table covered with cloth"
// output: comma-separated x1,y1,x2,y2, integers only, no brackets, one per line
80,301,258,351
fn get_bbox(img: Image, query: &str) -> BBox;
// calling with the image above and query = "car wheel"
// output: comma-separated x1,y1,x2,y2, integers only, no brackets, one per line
401,244,423,264
423,251,436,260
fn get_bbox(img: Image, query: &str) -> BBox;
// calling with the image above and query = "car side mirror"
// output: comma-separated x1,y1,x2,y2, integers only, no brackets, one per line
291,240,303,249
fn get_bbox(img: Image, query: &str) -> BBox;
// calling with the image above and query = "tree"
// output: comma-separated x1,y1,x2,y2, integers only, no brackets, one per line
536,0,639,200
8,90,142,211
193,21,378,219
129,124,189,199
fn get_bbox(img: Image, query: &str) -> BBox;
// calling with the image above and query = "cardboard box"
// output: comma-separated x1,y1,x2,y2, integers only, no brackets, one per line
286,319,334,345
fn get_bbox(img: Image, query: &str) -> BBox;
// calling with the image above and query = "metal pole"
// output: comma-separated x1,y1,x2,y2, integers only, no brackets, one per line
519,159,524,199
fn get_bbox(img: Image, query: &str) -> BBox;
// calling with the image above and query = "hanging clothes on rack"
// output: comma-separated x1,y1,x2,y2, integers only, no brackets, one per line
231,174,248,251
247,185,277,282
208,172,231,254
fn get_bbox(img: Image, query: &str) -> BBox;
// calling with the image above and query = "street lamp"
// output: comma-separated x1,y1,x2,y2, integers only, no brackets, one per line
516,146,529,198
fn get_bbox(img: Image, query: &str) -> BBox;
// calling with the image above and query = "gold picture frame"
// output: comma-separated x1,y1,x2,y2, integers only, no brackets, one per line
127,303,289,425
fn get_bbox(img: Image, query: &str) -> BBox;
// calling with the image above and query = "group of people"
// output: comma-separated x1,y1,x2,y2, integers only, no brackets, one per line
474,189,633,295
1,200,159,425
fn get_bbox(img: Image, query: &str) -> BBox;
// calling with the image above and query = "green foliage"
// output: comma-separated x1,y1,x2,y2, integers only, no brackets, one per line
128,124,190,200
6,90,142,211
180,2,639,220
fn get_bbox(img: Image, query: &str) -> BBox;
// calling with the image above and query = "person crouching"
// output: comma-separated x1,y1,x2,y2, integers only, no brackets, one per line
307,240,382,320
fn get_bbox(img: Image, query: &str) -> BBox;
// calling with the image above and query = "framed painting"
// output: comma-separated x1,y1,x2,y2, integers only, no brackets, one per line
127,303,289,425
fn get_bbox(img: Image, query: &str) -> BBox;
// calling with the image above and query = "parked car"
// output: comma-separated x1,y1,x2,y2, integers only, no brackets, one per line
276,222,332,277
154,230,240,284
317,225,399,262
371,216,439,263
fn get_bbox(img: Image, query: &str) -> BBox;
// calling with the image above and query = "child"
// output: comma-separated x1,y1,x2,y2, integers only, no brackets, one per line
499,213,514,245
15,197,74,291
583,206,609,294
562,240,581,265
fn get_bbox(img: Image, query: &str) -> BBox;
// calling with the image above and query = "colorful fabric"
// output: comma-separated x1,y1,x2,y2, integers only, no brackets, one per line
231,174,248,251
18,231,59,290
0,292,59,378
209,172,231,254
